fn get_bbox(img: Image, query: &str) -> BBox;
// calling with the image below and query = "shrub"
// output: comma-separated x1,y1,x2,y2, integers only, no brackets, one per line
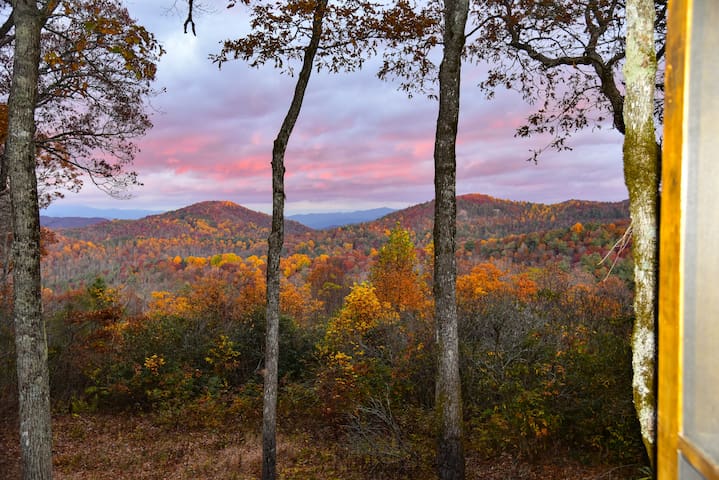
458,265,643,462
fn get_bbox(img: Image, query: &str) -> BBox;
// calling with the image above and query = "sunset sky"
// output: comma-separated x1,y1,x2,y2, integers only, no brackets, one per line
44,1,628,218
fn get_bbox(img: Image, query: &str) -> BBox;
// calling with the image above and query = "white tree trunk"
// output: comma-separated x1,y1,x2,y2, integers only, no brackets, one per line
623,0,658,466
7,1,53,478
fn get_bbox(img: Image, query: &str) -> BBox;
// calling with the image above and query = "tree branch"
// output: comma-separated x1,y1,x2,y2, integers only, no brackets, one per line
0,8,14,47
464,14,502,41
184,0,196,35
508,37,592,68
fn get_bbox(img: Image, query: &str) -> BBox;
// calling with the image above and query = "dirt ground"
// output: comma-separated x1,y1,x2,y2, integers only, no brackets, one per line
0,412,645,480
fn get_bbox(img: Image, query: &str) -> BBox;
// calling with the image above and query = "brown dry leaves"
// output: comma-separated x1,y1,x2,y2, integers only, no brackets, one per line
0,412,642,479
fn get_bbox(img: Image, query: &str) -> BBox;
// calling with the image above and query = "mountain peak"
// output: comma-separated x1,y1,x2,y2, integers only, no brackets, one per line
459,193,500,203
170,200,249,216
184,200,240,209
58,200,311,243
156,200,310,234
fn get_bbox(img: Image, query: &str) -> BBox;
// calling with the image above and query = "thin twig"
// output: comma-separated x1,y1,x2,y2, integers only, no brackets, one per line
599,220,633,280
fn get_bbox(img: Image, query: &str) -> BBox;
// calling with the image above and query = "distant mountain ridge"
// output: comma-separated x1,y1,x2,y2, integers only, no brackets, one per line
41,194,631,292
40,216,108,229
52,195,630,250
41,205,161,220
41,205,398,230
288,207,396,229
60,200,311,243
344,193,630,245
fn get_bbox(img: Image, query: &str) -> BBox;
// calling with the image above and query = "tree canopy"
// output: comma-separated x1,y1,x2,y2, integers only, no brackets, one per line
212,0,426,75
0,0,164,205
380,0,666,159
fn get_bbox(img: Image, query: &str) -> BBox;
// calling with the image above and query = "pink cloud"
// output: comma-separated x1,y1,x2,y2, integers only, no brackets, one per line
159,135,217,156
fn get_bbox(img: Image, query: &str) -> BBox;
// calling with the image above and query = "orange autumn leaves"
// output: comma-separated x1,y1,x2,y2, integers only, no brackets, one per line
35,221,639,460
370,225,430,316
119,223,622,341
317,225,427,415
149,253,321,325
368,224,541,320
457,262,538,309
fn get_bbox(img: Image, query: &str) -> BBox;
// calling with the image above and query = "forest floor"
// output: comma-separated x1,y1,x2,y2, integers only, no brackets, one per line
0,412,645,479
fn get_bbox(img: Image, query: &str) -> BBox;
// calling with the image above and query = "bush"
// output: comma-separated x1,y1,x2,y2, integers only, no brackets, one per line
344,395,431,478
41,277,318,417
459,273,644,462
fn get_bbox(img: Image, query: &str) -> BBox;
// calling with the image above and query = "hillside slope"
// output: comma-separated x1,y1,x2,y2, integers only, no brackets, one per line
42,195,629,292
379,194,629,241
60,201,311,242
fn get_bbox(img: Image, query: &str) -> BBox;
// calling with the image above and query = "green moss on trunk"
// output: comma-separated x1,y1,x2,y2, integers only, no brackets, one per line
623,0,659,465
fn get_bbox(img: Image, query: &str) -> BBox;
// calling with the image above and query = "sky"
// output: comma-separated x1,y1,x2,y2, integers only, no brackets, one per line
43,1,628,218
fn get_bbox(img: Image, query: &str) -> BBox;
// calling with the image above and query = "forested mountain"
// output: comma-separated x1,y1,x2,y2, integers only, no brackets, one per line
60,200,311,242
302,194,629,258
41,194,630,295
371,194,629,242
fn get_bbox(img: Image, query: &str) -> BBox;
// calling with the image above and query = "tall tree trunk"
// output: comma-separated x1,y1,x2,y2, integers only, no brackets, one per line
433,1,468,479
262,2,327,479
6,1,53,479
623,0,658,467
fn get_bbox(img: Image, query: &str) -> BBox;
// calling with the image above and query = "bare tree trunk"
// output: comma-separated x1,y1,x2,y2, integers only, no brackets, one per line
262,2,327,479
433,1,468,479
6,1,53,478
623,0,658,467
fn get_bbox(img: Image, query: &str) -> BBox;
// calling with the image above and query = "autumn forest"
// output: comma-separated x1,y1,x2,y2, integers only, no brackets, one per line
0,0,664,479
1,194,648,478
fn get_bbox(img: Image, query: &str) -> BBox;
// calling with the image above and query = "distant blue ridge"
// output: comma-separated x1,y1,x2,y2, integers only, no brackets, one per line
40,204,397,229
41,205,162,220
288,207,396,229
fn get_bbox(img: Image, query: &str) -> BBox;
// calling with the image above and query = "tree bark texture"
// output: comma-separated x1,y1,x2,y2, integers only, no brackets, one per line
433,1,468,479
262,2,327,479
623,0,658,467
1,191,11,286
6,1,53,479
1,104,9,285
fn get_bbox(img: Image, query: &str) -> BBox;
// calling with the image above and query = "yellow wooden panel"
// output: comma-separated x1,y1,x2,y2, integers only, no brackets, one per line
657,0,689,478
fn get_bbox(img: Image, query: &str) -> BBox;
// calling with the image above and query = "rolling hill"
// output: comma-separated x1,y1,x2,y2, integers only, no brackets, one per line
324,194,630,255
59,200,311,243
375,194,629,240
41,195,630,294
